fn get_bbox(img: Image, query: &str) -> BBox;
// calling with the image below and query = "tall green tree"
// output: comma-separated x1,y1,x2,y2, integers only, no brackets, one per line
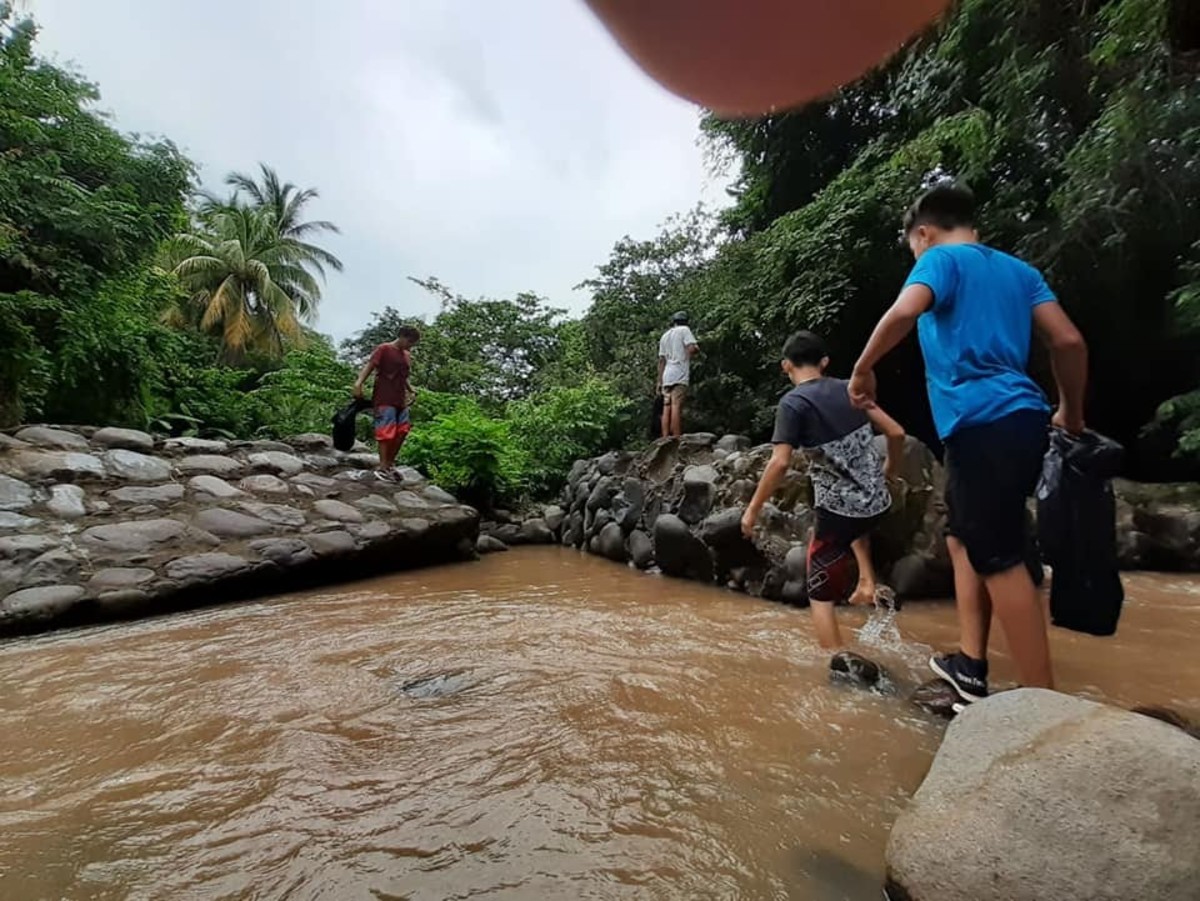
0,4,193,425
343,278,572,407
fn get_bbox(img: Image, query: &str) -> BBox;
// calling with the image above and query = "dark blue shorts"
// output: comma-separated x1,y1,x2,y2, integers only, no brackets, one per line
944,408,1049,575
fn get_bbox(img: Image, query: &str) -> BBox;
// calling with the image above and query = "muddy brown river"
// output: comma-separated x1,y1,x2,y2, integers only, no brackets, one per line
0,549,1197,900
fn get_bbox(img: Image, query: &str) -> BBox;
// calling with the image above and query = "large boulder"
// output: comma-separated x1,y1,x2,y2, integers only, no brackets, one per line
1115,480,1200,571
628,529,654,569
596,522,627,562
886,689,1200,901
654,514,713,582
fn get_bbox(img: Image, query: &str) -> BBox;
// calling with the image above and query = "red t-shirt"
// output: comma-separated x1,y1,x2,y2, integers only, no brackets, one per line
370,343,411,409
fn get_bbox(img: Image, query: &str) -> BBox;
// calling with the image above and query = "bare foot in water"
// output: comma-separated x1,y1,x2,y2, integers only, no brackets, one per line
848,583,877,607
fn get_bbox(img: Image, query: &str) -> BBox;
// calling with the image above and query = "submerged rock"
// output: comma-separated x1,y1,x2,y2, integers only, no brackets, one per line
476,534,508,554
398,670,473,699
829,651,884,690
909,678,960,719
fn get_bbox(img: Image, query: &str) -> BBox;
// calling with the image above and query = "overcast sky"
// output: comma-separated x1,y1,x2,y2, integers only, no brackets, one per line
30,0,731,341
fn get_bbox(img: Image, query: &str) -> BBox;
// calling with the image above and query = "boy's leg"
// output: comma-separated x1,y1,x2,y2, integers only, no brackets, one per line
670,387,685,437
379,438,399,470
848,535,877,606
374,406,400,471
937,410,1052,693
947,535,991,660
809,601,843,649
661,391,672,439
985,563,1054,689
807,514,862,649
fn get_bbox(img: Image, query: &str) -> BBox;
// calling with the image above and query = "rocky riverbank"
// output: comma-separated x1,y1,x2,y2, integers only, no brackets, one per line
0,425,479,638
486,433,1200,604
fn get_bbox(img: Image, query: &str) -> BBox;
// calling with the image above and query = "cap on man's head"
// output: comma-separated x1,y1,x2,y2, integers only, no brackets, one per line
672,311,689,324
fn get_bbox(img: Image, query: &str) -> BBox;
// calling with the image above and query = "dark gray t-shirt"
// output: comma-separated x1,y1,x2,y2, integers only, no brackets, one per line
772,377,891,519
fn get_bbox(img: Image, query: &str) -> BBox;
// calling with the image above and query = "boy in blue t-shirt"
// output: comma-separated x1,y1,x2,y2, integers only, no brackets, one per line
848,184,1089,707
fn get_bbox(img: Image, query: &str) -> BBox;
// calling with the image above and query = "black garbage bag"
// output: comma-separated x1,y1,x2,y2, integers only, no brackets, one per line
332,397,371,452
1036,428,1125,636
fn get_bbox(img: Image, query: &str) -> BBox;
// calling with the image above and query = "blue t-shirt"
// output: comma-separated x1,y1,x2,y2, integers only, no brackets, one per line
904,243,1053,440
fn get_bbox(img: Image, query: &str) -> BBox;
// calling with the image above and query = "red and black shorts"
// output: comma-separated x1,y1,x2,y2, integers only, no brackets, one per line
806,509,880,603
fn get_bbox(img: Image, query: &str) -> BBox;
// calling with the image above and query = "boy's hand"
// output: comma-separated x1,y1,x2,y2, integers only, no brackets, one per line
1052,407,1084,436
352,383,364,400
740,505,760,539
848,367,877,409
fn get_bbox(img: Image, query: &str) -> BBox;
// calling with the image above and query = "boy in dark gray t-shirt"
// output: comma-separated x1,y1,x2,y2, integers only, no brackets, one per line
742,331,905,653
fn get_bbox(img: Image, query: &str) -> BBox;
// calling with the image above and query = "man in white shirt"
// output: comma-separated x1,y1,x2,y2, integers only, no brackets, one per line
656,311,700,438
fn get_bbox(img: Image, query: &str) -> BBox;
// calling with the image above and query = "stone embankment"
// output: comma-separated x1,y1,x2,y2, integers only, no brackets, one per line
477,433,1200,605
0,425,479,637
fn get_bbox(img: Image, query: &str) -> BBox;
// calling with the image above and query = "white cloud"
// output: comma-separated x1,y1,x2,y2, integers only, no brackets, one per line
29,0,730,340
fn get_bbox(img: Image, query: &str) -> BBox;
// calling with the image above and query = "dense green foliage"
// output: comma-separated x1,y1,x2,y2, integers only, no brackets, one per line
584,0,1200,476
0,7,192,424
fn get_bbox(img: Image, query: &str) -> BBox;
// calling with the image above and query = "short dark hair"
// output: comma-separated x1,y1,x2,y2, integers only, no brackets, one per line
902,183,977,235
782,330,828,367
398,325,422,343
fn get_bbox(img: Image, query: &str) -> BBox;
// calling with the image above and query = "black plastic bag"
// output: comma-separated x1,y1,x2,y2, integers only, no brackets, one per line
332,397,371,452
1036,428,1125,636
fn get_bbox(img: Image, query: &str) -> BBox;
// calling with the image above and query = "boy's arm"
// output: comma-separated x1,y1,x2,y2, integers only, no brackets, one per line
353,358,376,399
741,443,793,538
1033,302,1088,434
656,355,666,388
864,404,906,480
849,284,933,408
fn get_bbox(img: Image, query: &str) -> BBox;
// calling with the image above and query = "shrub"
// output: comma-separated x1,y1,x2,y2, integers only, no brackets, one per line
507,378,631,496
401,403,524,508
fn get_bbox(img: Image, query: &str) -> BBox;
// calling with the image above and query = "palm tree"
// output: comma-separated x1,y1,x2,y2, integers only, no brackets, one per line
160,206,323,361
217,163,343,279
166,165,343,360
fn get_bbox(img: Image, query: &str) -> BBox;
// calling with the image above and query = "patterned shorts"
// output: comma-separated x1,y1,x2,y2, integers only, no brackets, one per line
373,406,412,442
806,509,880,603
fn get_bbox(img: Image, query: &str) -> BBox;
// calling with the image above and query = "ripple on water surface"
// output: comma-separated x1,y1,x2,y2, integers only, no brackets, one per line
0,550,1196,900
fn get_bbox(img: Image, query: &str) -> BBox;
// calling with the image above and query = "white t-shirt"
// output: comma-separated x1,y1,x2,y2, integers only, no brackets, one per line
658,325,698,386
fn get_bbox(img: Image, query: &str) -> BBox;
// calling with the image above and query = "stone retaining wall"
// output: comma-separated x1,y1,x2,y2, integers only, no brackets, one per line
0,425,479,638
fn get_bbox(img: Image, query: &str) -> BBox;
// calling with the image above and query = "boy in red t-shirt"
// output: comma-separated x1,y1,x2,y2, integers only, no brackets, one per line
353,325,421,479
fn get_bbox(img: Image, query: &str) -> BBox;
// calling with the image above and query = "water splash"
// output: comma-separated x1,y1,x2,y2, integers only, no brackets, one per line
857,585,903,649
